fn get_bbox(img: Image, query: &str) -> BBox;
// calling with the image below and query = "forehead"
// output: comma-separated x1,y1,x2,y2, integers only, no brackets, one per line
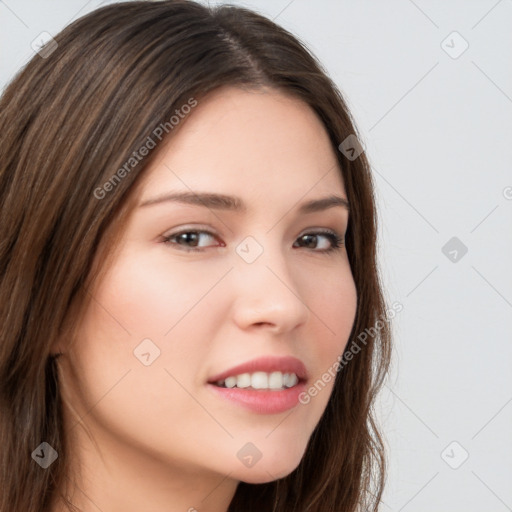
139,86,345,203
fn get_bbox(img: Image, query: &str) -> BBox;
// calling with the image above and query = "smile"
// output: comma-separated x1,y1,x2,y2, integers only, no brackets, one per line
207,356,308,414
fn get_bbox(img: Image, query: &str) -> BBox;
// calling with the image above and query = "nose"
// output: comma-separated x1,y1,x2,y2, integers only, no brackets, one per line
230,244,310,335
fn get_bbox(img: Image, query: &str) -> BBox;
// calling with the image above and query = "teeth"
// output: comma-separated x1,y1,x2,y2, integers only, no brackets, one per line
215,371,299,390
251,371,268,389
236,373,251,388
268,371,283,389
283,372,298,387
224,376,237,388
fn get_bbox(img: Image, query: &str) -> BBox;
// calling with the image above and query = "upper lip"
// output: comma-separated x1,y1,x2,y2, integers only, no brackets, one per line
207,356,308,383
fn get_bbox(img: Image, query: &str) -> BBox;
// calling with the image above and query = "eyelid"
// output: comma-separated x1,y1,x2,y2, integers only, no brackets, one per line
162,224,216,238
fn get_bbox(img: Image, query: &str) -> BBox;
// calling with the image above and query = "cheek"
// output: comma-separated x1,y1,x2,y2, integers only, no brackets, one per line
291,265,357,424
64,252,226,466
307,264,358,359
92,251,196,337
69,250,203,398
88,248,231,352
74,248,229,395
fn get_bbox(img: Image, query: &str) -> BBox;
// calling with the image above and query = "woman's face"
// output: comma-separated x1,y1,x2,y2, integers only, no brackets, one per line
58,86,357,488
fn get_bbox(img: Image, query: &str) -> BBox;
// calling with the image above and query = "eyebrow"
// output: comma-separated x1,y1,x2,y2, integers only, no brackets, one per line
139,191,350,214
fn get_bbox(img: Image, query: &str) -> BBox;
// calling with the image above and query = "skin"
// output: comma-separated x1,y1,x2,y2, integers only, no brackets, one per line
51,86,357,512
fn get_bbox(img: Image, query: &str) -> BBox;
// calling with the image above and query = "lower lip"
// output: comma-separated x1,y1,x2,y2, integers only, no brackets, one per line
207,382,307,414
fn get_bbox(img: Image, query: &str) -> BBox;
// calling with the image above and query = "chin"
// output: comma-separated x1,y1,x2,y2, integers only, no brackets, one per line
233,450,305,484
237,464,300,484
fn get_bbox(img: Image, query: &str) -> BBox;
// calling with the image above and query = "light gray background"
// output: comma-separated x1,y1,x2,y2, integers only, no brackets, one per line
1,1,511,510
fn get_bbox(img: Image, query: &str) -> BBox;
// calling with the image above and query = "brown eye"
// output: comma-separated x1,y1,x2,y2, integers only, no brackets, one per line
293,231,344,253
162,230,219,252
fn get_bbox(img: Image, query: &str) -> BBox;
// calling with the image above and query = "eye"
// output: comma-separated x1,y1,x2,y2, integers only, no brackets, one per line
293,230,344,254
162,228,344,254
162,229,221,252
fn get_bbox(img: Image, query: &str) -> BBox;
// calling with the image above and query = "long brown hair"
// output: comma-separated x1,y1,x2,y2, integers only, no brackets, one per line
0,2,391,511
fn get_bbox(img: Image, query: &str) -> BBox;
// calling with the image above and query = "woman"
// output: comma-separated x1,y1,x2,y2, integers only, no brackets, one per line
0,1,391,511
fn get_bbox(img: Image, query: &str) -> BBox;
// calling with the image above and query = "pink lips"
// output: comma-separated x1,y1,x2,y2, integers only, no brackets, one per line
207,356,308,415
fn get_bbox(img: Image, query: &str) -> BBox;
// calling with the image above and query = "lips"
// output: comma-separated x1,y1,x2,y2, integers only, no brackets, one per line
206,356,309,414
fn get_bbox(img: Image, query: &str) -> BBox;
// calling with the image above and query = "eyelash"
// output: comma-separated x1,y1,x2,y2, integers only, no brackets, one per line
162,228,345,254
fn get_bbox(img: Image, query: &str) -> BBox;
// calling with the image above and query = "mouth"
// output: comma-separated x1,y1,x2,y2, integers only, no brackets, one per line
206,356,308,414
